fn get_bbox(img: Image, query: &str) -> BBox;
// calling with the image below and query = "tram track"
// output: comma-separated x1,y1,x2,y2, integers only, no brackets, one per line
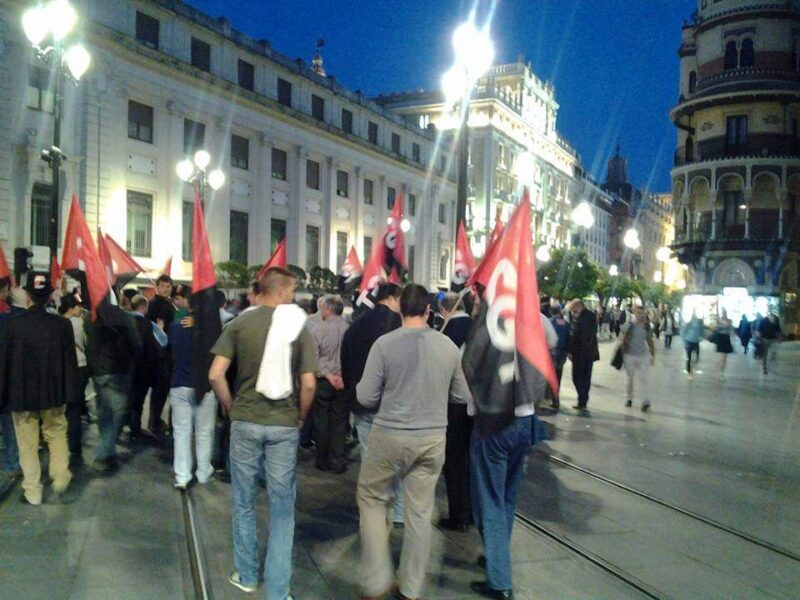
537,450,800,563
180,486,212,600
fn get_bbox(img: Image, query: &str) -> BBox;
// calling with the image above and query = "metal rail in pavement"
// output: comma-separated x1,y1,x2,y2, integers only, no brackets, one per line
180,486,212,600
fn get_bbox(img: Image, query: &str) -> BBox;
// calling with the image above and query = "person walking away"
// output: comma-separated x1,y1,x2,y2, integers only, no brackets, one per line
355,284,471,600
0,279,21,475
128,294,166,440
713,310,735,380
340,282,404,526
307,294,350,474
614,304,627,338
568,299,599,413
209,267,317,599
548,305,571,411
737,314,751,354
681,312,705,377
59,295,90,463
661,307,676,349
0,273,78,504
146,274,176,435
85,298,142,474
169,286,216,489
621,305,655,411
756,312,782,375
438,291,474,532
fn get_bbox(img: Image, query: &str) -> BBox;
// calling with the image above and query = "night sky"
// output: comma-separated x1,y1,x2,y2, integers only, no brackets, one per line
187,0,696,193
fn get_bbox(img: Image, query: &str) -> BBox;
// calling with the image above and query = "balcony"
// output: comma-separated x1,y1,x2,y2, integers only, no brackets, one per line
674,134,800,166
674,209,798,245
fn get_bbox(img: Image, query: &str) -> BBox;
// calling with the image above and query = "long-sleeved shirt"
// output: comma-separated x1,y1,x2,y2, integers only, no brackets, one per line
308,315,349,377
356,326,472,435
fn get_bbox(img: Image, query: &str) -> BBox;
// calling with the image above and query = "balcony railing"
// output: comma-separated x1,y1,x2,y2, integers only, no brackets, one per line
674,134,800,166
674,209,799,243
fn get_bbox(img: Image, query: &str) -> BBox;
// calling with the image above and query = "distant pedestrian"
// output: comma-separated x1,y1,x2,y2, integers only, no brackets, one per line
712,310,734,380
756,312,782,375
128,294,167,440
0,273,78,505
568,299,599,412
146,274,176,435
355,284,471,600
681,312,705,377
58,294,89,462
737,315,752,355
621,305,655,411
548,305,570,411
0,278,21,475
661,307,676,349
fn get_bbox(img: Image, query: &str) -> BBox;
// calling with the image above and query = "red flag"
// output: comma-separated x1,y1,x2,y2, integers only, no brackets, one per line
104,233,144,287
161,255,173,278
60,195,112,316
462,188,558,435
357,242,385,307
387,267,402,285
452,221,477,288
383,192,407,273
50,255,62,290
0,241,15,287
488,216,504,248
192,188,216,292
142,286,156,300
469,218,506,289
257,237,288,279
341,246,363,278
97,228,115,286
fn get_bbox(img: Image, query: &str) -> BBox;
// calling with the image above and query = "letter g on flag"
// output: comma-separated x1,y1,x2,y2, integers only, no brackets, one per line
486,258,518,383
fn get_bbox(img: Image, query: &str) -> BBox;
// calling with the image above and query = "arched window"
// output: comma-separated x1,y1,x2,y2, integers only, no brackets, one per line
682,207,690,237
740,38,755,68
688,71,697,94
724,41,738,70
685,136,694,163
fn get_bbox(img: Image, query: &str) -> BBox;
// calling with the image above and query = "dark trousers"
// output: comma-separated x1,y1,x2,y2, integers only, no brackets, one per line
664,334,673,349
313,379,349,470
443,403,473,526
66,367,90,455
148,359,171,432
128,377,150,435
572,359,594,408
685,341,700,372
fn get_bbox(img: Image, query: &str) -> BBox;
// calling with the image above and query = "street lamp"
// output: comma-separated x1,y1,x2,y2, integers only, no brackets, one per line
656,245,670,286
570,200,595,248
23,0,92,259
441,17,494,243
536,245,551,263
609,264,619,277
623,228,641,279
176,150,226,208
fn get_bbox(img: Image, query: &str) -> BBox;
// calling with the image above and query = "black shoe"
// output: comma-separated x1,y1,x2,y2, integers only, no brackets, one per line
330,464,347,475
625,400,632,407
315,462,330,472
300,440,315,450
90,457,119,475
438,518,470,532
470,581,513,599
477,555,487,569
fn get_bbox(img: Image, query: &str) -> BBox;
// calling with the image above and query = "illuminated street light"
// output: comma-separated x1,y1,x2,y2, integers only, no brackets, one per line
400,219,412,233
656,246,671,263
571,201,595,230
536,245,551,263
609,264,619,276
653,271,663,283
23,0,91,258
176,150,225,207
623,228,641,250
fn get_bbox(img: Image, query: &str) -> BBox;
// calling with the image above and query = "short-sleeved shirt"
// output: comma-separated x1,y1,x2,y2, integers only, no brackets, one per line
211,305,318,427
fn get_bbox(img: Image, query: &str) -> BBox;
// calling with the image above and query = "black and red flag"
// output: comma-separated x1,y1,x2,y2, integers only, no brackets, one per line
0,241,15,287
462,188,558,435
357,192,408,306
451,220,477,291
337,246,363,292
161,255,173,278
257,236,288,279
104,233,144,288
61,195,114,317
191,186,222,398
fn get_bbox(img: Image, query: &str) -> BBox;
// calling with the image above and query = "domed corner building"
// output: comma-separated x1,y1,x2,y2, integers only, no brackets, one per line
670,0,800,336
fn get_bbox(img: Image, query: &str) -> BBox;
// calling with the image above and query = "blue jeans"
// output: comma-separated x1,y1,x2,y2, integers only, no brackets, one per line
470,416,532,591
230,420,298,599
93,374,131,461
354,415,404,523
171,388,216,486
1,412,20,471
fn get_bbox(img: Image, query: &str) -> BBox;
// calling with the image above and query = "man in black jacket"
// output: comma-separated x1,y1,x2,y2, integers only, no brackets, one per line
0,272,78,505
128,294,165,438
568,299,599,412
86,301,142,473
146,275,176,434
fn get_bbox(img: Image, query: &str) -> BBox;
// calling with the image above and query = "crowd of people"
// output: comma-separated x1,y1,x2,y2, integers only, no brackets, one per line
0,268,788,600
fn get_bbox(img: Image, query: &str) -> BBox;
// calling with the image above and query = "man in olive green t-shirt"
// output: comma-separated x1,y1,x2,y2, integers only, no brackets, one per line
209,267,317,599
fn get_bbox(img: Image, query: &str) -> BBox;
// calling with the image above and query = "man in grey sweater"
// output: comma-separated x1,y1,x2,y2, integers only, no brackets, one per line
356,284,471,600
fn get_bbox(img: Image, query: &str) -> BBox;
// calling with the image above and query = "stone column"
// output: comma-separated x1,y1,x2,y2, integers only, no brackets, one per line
253,133,273,264
323,156,336,269
744,188,752,239
353,166,363,259
710,188,717,240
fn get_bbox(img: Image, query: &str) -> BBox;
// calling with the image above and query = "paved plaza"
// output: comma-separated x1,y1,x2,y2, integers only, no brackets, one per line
0,339,798,599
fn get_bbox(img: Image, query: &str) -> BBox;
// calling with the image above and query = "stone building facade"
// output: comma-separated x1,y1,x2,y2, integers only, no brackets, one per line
0,0,457,289
670,0,800,330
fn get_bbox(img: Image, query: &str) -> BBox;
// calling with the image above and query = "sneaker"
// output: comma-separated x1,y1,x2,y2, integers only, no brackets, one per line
90,457,119,475
625,400,632,407
641,402,651,413
174,481,188,490
228,571,257,593
23,491,42,506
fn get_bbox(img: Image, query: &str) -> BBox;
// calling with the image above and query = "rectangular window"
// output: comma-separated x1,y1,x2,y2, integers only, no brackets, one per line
271,218,287,251
364,179,374,205
230,134,250,170
341,108,353,134
27,67,54,113
135,11,159,50
363,236,373,261
277,78,292,107
408,245,415,279
440,155,447,174
336,231,348,270
271,147,287,180
127,100,153,143
306,160,320,190
387,186,396,210
311,94,325,121
229,210,249,264
337,170,349,197
412,143,421,163
391,133,401,154
726,115,748,153
237,59,255,91
409,193,416,217
306,225,320,272
368,121,378,144
126,190,153,257
30,183,52,247
182,201,193,261
183,119,205,154
438,203,447,224
191,37,211,72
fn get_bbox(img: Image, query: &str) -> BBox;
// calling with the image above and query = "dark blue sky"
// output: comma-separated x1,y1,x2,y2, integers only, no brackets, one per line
188,0,696,192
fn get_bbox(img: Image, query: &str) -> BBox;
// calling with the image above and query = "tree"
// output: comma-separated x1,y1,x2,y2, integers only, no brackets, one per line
537,248,600,302
287,264,308,291
308,266,337,293
215,261,251,289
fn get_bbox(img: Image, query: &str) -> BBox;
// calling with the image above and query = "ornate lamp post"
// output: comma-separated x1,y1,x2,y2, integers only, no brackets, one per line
623,228,642,279
176,150,226,209
570,201,595,248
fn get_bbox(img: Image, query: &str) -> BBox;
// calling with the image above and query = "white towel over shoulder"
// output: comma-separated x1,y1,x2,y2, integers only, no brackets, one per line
255,304,308,400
